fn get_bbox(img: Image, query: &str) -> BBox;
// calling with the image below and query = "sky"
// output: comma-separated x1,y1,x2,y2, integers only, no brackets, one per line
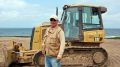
0,0,120,28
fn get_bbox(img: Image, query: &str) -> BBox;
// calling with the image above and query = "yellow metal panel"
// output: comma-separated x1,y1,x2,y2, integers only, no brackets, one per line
83,30,104,43
83,30,96,42
32,26,42,50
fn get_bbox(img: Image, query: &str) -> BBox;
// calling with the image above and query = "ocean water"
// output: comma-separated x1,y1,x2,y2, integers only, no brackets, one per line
105,29,120,38
0,28,32,37
0,28,120,38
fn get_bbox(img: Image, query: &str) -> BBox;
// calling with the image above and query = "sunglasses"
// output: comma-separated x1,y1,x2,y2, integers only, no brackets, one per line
50,18,57,21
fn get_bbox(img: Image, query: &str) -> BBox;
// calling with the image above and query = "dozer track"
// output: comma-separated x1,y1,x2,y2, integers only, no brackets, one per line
33,47,108,67
61,47,108,67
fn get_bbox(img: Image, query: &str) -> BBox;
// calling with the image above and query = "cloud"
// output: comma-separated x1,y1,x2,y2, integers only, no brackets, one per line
0,0,119,28
0,0,40,21
0,0,28,10
0,0,57,27
103,13,120,23
102,12,120,28
0,10,19,21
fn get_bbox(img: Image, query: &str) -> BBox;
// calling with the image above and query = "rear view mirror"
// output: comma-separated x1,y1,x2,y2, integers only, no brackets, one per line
99,7,107,13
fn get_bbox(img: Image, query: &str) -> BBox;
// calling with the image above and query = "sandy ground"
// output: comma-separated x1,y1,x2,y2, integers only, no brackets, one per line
101,39,120,67
0,37,31,50
0,37,120,67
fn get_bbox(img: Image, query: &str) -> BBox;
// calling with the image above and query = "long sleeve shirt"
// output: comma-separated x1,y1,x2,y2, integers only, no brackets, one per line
57,29,65,58
42,26,65,58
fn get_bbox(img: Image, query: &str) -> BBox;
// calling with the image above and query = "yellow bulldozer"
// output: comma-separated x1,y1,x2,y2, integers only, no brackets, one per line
7,4,108,67
31,4,108,67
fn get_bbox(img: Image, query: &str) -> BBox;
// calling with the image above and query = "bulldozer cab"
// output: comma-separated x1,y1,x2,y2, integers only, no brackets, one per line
61,5,107,42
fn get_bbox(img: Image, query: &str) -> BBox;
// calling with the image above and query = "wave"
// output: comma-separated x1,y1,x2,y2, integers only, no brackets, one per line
105,36,120,39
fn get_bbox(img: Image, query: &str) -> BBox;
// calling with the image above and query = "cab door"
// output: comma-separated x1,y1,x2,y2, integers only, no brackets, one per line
63,7,80,41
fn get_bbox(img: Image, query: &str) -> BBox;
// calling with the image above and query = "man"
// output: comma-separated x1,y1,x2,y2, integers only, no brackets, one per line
42,15,65,67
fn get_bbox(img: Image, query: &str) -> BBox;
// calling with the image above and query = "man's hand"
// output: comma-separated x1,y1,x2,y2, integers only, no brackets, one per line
56,56,62,61
41,45,45,55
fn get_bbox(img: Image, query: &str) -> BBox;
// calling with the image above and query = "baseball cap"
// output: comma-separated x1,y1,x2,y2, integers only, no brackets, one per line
50,15,58,21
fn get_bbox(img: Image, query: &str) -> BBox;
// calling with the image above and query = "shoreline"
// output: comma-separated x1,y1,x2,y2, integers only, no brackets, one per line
1,36,120,39
0,36,31,37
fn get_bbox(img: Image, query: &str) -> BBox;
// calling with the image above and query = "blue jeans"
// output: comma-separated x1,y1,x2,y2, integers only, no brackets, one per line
45,56,61,67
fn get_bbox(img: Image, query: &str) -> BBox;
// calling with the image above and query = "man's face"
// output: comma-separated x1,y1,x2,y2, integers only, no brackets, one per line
50,18,58,28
